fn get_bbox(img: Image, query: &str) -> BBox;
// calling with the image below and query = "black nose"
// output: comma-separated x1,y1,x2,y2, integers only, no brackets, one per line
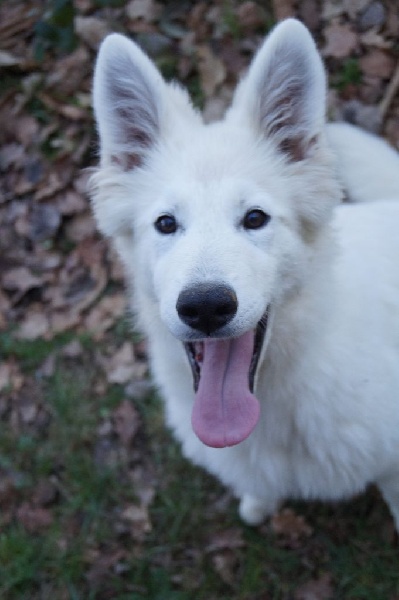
176,283,238,335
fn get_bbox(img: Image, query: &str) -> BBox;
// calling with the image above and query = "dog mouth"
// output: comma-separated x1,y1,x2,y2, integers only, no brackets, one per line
183,310,269,449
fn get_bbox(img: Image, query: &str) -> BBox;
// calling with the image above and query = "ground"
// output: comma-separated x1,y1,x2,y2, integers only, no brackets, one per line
1,1,399,598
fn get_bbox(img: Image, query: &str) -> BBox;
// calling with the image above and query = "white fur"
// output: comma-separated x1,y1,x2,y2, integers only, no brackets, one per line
91,20,399,529
327,122,399,203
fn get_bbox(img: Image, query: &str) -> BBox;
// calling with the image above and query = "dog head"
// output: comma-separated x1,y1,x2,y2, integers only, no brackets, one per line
91,19,341,448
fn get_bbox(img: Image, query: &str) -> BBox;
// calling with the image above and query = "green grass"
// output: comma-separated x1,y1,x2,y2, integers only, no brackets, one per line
333,58,362,91
1,331,399,598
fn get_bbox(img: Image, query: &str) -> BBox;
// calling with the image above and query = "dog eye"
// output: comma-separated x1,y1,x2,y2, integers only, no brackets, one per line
154,214,177,234
243,209,270,230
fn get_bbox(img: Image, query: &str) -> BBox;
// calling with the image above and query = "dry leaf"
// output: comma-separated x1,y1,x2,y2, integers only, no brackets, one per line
84,293,127,337
45,47,90,95
29,203,61,242
0,363,11,392
104,342,137,384
211,550,239,586
32,479,58,507
112,399,140,446
343,0,372,19
237,2,265,30
74,16,110,50
359,49,395,79
121,503,152,540
206,528,246,552
294,573,334,600
126,0,162,22
2,267,41,294
272,0,296,20
16,503,53,532
357,1,386,30
58,189,87,216
360,30,392,49
14,115,39,147
197,45,226,98
62,339,84,358
37,353,56,378
322,0,344,20
0,361,24,392
323,22,358,59
0,50,22,66
271,508,313,540
15,310,50,340
50,310,81,334
64,212,97,243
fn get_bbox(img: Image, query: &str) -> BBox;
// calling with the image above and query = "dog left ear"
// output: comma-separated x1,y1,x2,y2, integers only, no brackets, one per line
233,19,326,162
93,33,165,170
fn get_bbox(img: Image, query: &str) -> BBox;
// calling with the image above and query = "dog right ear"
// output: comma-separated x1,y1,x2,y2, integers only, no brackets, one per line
93,34,164,170
232,19,326,163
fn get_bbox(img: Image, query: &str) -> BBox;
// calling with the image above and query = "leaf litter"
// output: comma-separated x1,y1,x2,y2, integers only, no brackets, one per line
1,1,399,598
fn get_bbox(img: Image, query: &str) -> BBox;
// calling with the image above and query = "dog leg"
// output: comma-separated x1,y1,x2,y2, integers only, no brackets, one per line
239,494,280,526
378,473,399,532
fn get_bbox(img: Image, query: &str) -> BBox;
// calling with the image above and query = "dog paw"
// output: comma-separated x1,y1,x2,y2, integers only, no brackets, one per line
239,495,274,526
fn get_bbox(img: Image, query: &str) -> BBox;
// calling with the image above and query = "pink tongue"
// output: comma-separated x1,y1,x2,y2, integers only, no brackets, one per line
191,331,260,448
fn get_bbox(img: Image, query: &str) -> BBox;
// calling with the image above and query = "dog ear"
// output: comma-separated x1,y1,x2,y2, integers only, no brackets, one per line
93,33,164,170
233,19,326,162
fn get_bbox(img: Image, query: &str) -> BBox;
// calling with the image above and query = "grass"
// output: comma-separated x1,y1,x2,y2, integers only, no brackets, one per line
0,329,399,599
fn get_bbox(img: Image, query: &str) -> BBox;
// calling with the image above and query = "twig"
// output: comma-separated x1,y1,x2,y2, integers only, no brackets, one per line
379,60,399,121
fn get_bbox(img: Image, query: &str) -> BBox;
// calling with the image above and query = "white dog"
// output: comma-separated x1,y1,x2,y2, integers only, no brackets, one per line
90,19,399,529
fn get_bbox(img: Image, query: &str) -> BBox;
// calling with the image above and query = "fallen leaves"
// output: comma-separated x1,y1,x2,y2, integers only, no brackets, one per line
294,573,334,600
113,399,140,446
360,48,395,79
323,22,359,58
271,508,313,549
197,45,226,98
16,502,54,533
1,2,399,598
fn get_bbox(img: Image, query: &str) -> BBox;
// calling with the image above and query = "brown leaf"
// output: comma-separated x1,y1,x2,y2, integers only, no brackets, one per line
112,399,140,446
58,189,87,216
323,22,359,59
0,50,22,66
359,49,395,79
32,479,58,507
271,508,313,540
360,30,392,50
15,310,51,340
197,45,226,98
121,504,152,540
126,0,162,22
294,573,334,600
29,203,61,242
14,115,39,147
45,47,90,95
237,2,266,30
343,0,372,19
321,0,345,21
0,361,24,392
64,212,97,243
34,170,65,202
2,267,42,296
85,549,126,586
206,528,246,552
84,293,127,337
61,339,84,358
37,353,57,378
104,342,138,384
272,0,296,21
74,16,110,50
16,502,53,532
211,550,239,587
50,310,81,334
